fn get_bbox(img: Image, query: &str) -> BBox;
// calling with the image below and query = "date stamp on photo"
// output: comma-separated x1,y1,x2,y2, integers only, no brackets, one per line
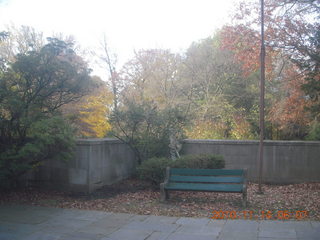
210,210,308,220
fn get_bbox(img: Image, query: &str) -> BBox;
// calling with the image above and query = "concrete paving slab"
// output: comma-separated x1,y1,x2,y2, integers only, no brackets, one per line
0,204,319,240
143,215,179,224
0,205,59,215
144,231,172,240
109,212,135,220
88,215,132,229
175,224,221,236
0,231,25,240
219,236,257,240
167,232,218,240
296,228,320,240
0,205,62,225
58,231,105,240
310,221,320,229
278,221,313,231
223,219,259,231
259,220,297,230
0,221,43,235
258,238,296,240
38,218,93,234
175,216,210,226
0,209,48,224
259,229,297,239
123,220,179,233
103,228,152,240
50,208,109,220
218,230,258,240
207,219,227,227
77,225,119,236
130,214,149,222
23,231,62,240
218,220,259,240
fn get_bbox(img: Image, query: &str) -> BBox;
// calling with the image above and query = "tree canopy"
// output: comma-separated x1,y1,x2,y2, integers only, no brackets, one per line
0,32,92,188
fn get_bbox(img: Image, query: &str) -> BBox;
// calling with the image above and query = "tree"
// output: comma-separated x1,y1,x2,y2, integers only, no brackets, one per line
98,36,121,111
182,35,258,139
62,76,113,138
300,28,320,120
219,0,319,139
78,91,112,138
109,49,191,163
264,0,319,122
109,99,187,164
269,65,312,139
0,37,91,188
120,49,186,108
0,25,45,65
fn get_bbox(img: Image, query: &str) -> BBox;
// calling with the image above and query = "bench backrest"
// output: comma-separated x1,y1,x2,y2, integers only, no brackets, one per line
167,168,246,184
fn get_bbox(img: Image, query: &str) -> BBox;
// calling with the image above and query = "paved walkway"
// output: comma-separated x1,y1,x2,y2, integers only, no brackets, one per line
0,204,319,240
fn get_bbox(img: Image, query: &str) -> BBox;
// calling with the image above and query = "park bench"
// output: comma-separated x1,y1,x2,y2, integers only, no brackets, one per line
160,167,247,207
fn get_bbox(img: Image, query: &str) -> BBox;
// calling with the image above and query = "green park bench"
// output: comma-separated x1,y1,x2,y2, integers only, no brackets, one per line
160,167,248,207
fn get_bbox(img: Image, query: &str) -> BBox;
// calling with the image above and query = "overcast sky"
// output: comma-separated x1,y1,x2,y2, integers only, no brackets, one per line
0,0,239,76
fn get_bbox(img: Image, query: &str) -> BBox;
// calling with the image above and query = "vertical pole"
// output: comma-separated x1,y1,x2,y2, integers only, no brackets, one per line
258,0,265,194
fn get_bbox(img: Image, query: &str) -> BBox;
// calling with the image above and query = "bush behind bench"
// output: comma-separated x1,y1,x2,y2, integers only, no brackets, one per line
137,154,225,185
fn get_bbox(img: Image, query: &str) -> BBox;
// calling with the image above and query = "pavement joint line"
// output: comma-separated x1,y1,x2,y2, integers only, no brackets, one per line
167,223,182,240
144,230,156,240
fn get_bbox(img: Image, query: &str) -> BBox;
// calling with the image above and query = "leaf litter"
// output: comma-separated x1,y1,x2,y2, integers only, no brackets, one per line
0,179,319,220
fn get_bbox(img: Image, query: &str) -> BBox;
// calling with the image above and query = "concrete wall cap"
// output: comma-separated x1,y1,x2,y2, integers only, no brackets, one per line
182,139,320,146
76,138,320,146
76,138,122,145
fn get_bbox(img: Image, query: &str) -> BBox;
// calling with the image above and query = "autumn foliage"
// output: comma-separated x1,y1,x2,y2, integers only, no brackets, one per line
220,25,261,77
269,67,311,138
62,77,113,138
218,0,319,139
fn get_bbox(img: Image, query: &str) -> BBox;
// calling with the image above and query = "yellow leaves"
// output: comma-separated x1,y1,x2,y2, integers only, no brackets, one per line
231,116,255,140
186,121,228,139
186,116,255,140
61,77,113,138
78,90,112,138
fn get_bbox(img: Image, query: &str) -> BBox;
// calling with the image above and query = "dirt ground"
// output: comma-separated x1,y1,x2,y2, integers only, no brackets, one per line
1,179,319,221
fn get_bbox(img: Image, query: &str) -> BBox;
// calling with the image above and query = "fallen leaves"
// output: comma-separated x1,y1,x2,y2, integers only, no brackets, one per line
0,179,319,220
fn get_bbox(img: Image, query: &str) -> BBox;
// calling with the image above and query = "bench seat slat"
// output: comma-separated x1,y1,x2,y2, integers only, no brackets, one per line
170,168,243,176
169,175,243,183
165,183,243,192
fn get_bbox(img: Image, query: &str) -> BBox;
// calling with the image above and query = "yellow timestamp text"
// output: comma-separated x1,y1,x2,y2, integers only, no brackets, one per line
210,210,308,220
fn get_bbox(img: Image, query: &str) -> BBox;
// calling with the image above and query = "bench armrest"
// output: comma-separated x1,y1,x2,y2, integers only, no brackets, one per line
163,166,170,185
160,166,171,202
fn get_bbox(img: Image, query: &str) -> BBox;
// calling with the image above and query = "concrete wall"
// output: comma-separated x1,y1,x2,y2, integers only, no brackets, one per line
182,139,320,184
31,138,136,193
30,138,319,193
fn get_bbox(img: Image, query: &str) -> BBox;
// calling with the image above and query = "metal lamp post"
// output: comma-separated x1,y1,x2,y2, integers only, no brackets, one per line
258,0,265,194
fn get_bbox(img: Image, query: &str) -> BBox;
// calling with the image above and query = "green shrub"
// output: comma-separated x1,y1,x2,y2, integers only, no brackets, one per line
137,157,172,185
137,154,225,185
173,154,225,169
0,116,75,189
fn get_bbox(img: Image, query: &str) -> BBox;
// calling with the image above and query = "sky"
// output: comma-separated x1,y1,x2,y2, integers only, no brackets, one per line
0,0,239,77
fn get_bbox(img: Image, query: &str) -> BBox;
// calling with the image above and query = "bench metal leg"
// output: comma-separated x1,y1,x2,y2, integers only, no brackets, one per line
160,183,169,202
242,169,248,208
242,191,247,207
